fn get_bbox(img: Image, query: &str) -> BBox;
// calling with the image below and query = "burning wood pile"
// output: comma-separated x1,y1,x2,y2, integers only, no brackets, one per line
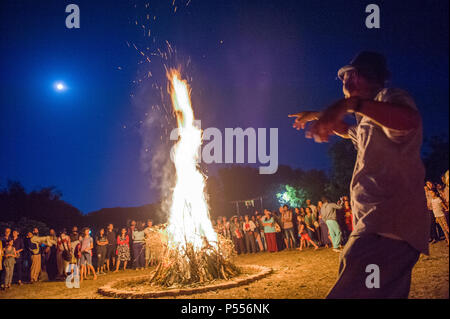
149,234,240,287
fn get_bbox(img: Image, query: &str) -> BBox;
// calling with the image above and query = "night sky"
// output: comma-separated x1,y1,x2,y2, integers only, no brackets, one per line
1,0,448,213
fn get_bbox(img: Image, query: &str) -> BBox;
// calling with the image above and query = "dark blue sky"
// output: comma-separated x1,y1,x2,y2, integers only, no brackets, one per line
1,0,448,213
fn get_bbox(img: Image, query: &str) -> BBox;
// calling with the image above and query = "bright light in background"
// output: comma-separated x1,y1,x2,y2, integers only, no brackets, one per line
54,81,67,92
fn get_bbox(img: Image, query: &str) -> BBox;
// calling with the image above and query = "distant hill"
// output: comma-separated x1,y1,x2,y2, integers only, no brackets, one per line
83,202,166,229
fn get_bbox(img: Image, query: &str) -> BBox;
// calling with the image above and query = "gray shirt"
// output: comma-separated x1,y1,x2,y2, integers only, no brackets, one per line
320,202,342,222
348,88,429,254
132,230,146,243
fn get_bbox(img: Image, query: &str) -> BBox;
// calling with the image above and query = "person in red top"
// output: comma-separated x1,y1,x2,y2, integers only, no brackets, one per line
114,228,130,272
344,200,353,232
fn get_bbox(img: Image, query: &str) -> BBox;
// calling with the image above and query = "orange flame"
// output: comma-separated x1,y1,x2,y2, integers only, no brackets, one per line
166,69,217,251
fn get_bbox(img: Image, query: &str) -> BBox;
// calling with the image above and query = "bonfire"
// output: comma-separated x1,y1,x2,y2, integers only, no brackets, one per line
149,70,240,287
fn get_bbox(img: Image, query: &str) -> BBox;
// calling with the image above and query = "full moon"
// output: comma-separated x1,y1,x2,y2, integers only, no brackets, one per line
54,82,66,91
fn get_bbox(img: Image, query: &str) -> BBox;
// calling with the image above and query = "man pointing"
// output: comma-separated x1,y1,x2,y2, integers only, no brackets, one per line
290,51,429,298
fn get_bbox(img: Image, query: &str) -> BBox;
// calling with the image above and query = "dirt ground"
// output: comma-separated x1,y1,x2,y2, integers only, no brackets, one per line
0,241,447,299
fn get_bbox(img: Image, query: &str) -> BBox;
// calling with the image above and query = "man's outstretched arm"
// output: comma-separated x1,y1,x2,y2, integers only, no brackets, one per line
352,98,421,131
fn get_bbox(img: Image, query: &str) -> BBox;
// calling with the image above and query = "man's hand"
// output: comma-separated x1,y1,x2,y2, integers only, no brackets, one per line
288,111,321,130
306,97,359,143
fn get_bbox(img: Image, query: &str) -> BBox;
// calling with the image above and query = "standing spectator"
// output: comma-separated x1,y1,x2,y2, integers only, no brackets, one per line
274,209,284,250
0,239,2,285
304,207,319,245
296,216,319,251
127,220,136,269
317,201,332,248
293,207,301,245
105,224,117,272
343,200,353,235
2,226,12,287
95,228,108,274
0,239,2,288
256,215,268,251
2,228,12,248
281,208,296,249
70,233,80,268
320,197,343,252
12,230,24,285
74,235,82,270
144,220,154,268
70,226,79,242
45,229,58,281
230,217,245,254
2,239,16,289
132,222,146,270
261,210,278,252
222,217,231,239
430,190,449,245
56,232,71,279
115,228,130,272
26,232,41,283
299,207,306,217
442,171,449,207
425,181,439,243
242,215,257,253
79,228,97,282
251,215,265,252
306,199,318,220
215,218,224,236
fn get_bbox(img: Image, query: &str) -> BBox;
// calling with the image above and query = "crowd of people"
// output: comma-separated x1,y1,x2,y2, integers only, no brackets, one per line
0,219,157,290
216,172,449,257
424,173,450,246
214,196,354,255
0,172,448,291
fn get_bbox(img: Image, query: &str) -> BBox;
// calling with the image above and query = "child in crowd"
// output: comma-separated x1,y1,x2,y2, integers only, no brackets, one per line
115,228,130,272
297,215,319,251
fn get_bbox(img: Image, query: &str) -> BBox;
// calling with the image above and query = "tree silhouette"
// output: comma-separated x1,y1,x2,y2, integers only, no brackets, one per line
423,135,449,183
325,139,357,201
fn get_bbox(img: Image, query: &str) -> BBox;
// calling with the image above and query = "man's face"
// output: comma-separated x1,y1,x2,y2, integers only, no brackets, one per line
108,224,113,231
279,207,283,213
342,70,375,98
33,228,39,235
13,230,19,238
147,221,153,227
5,228,11,236
306,200,311,206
